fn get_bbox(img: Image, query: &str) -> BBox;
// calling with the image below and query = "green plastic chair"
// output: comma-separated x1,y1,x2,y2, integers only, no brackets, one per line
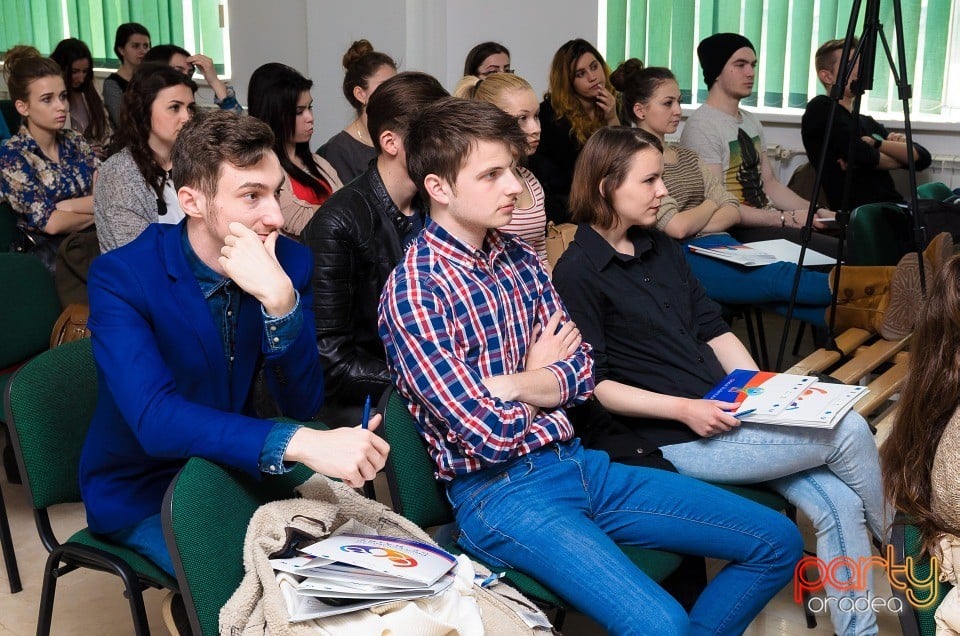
917,182,954,202
3,339,177,635
378,387,684,628
0,252,61,594
162,418,326,635
891,514,952,636
848,202,912,266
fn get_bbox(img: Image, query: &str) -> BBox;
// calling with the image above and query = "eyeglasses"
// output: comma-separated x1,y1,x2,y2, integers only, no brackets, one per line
478,67,515,78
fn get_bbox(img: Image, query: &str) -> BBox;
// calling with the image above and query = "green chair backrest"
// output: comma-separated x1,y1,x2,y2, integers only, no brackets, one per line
848,203,910,266
3,338,95,509
0,252,60,368
0,202,18,253
380,387,453,529
917,182,954,202
904,523,952,636
164,456,315,635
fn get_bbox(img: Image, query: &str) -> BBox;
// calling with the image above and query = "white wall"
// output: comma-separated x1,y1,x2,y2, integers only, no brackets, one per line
225,0,599,149
4,0,959,188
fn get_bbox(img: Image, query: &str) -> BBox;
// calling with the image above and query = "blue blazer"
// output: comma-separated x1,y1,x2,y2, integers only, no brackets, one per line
80,223,324,534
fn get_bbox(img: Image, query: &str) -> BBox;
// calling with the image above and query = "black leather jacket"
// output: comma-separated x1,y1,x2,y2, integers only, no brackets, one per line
301,163,425,405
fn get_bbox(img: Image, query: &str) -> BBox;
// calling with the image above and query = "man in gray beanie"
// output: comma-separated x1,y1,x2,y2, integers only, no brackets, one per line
680,33,839,255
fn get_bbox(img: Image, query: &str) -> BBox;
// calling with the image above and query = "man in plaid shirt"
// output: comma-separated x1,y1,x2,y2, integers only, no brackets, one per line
378,98,801,634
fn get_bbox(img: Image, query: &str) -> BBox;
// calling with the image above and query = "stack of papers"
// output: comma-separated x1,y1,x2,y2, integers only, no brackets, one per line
687,242,778,267
705,369,868,429
272,529,458,621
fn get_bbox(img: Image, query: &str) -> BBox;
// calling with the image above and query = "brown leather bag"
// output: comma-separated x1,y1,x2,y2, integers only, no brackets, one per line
50,303,91,348
545,222,578,267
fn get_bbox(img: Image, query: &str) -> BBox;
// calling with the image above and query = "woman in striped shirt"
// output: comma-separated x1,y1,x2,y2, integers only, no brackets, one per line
454,73,549,269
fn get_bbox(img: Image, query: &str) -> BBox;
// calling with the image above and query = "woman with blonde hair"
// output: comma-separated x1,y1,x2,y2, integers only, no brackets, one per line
454,73,547,266
319,40,397,183
0,46,97,270
529,38,618,223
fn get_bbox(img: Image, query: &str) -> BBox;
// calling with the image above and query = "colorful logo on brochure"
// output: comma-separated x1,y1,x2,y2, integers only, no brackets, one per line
340,544,418,568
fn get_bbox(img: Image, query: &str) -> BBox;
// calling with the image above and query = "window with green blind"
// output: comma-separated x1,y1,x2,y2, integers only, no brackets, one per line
602,0,954,118
1,1,229,75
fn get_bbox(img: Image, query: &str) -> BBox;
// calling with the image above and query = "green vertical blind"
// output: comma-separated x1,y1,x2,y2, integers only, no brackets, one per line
2,1,226,73
604,0,953,116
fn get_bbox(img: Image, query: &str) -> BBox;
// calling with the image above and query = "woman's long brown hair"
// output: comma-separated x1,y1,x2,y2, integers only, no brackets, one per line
881,253,960,547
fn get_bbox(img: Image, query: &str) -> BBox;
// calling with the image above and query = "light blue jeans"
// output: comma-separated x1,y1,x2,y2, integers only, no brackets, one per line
661,411,887,636
446,439,804,635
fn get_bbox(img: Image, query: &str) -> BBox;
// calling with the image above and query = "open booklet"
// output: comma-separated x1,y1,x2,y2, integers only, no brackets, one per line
688,238,834,268
270,520,458,621
705,369,868,429
687,242,778,267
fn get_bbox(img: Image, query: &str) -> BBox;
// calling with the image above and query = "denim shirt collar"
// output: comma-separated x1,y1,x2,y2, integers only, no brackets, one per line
180,224,231,299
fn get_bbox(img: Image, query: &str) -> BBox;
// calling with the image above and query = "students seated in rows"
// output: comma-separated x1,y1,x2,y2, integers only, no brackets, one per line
80,110,388,580
462,41,511,78
883,253,960,633
95,64,197,252
378,97,803,635
612,58,949,339
0,46,97,271
679,33,840,257
301,73,448,425
528,38,619,223
802,38,932,211
551,126,888,636
319,39,397,184
454,73,548,268
144,44,243,114
248,63,342,239
103,22,150,128
51,38,111,158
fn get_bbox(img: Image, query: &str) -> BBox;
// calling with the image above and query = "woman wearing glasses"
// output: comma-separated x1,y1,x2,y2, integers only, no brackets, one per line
94,63,197,252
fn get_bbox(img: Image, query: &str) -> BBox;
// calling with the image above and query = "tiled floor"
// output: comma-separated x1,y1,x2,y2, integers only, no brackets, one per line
0,316,905,634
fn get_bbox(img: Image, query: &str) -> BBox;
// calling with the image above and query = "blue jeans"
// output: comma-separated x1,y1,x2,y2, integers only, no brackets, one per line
446,439,803,635
105,513,176,577
685,234,832,326
660,411,888,636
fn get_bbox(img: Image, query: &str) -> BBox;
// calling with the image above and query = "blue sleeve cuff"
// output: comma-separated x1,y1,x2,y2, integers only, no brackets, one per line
259,421,302,474
262,289,302,354
215,85,243,114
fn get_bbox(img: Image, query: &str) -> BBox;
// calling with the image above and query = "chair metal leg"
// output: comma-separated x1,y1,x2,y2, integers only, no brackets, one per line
122,584,152,636
752,309,771,370
0,482,21,593
37,551,62,636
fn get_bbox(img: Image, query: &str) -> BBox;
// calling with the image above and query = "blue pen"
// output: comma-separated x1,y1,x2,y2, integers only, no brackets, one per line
733,408,756,420
361,394,372,429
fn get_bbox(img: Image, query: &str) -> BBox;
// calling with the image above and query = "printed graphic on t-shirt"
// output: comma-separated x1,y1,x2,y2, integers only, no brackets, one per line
725,128,769,208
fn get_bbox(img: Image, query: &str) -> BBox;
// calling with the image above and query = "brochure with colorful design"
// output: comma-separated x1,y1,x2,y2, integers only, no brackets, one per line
705,369,867,428
270,528,458,622
687,242,779,267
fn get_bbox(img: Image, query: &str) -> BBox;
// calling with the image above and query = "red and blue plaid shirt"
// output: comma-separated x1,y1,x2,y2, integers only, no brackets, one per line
378,220,594,481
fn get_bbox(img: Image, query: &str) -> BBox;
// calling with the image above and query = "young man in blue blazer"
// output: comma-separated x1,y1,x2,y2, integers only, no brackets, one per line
79,110,389,578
